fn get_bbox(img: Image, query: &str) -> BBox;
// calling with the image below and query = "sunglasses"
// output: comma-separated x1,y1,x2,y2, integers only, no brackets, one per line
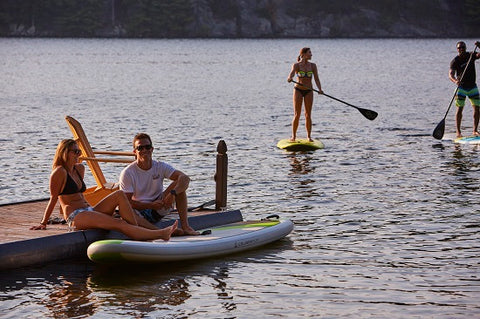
457,46,466,49
70,149,82,155
136,144,152,151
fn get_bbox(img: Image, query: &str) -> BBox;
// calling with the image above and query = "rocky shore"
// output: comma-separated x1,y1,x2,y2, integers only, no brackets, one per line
2,0,478,38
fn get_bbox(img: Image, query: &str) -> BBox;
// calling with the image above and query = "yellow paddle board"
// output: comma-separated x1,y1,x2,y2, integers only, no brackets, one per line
277,139,324,151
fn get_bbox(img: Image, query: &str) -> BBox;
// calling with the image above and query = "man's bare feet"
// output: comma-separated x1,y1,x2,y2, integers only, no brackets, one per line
182,226,200,236
159,220,178,241
172,228,184,236
307,138,313,142
456,133,463,138
289,137,296,142
473,131,480,136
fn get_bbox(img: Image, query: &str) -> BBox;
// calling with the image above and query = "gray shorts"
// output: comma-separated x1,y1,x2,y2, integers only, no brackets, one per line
66,206,94,227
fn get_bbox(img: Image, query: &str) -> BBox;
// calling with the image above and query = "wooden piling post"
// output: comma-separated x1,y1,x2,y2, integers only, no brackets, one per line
215,140,228,210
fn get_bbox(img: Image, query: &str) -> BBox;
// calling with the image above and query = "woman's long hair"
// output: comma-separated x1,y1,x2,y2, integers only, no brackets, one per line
52,139,77,170
297,47,310,62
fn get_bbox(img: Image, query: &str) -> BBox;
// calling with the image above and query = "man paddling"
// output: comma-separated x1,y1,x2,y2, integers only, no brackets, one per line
449,41,480,138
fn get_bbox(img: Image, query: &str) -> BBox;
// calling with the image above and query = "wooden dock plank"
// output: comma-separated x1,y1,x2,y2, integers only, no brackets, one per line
0,200,67,244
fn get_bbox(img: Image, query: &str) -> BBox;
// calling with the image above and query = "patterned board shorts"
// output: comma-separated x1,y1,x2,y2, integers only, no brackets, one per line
136,208,172,224
456,86,480,107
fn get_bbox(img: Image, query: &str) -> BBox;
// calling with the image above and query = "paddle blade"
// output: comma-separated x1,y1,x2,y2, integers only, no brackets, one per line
432,119,445,140
359,108,378,121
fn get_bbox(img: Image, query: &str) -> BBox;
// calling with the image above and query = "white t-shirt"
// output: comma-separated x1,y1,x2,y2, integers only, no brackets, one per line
119,160,175,202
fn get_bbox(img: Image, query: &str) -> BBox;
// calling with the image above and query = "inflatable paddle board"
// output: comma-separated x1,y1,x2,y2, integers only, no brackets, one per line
87,218,294,264
454,135,480,145
277,139,324,151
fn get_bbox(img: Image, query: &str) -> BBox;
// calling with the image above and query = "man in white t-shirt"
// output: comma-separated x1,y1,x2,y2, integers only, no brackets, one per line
119,133,199,236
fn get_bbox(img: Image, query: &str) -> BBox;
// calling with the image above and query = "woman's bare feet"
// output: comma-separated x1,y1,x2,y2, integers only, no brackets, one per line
307,137,313,142
159,220,178,241
473,131,480,136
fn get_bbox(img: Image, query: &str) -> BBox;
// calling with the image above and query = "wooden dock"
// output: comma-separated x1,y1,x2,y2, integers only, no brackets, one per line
0,199,243,270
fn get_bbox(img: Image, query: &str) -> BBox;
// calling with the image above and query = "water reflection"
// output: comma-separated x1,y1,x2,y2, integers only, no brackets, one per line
449,145,479,173
87,264,192,309
287,153,315,175
86,262,237,316
0,241,292,317
48,275,96,318
0,259,96,318
447,145,479,191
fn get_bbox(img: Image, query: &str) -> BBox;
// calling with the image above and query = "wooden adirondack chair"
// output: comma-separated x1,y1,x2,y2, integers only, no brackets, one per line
65,116,135,206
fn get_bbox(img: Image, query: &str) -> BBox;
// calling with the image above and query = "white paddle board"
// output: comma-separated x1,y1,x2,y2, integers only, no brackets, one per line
454,135,480,144
87,218,294,264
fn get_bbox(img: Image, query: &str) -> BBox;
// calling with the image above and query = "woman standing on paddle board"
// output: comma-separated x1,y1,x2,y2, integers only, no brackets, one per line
30,139,177,241
287,47,323,142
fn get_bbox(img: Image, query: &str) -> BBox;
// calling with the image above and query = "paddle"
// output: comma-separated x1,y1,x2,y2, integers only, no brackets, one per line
432,44,478,140
292,80,378,120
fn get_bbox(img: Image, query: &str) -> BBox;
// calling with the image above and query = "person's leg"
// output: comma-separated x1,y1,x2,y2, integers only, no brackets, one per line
161,181,197,235
94,190,137,225
455,107,463,138
455,91,466,138
303,92,314,141
469,86,480,135
175,191,199,235
291,89,303,141
73,210,178,241
473,105,479,135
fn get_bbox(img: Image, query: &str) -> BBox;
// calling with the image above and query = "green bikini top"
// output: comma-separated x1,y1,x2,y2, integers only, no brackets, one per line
297,70,313,78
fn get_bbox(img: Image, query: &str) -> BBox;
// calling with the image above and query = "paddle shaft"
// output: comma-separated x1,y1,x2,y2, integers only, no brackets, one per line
291,80,378,120
292,80,361,108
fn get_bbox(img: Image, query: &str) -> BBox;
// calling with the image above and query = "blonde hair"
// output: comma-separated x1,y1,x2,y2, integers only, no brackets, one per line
297,47,310,62
52,139,77,170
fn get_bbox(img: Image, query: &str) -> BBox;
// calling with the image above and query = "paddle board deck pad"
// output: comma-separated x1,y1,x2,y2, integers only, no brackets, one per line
87,218,294,264
454,135,480,144
277,139,324,151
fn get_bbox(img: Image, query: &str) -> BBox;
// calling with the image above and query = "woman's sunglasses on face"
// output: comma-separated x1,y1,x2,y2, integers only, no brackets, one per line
69,149,81,155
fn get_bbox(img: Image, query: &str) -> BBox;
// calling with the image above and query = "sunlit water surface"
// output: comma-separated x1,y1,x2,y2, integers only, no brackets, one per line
0,38,479,318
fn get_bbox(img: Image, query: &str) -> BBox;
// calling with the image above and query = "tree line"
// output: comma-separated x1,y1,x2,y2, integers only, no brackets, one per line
1,0,479,38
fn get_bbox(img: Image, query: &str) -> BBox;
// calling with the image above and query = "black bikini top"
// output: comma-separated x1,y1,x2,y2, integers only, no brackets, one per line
60,167,86,195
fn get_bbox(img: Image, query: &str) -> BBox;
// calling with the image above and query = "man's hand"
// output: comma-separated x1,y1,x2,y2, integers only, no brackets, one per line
162,193,175,209
152,196,174,211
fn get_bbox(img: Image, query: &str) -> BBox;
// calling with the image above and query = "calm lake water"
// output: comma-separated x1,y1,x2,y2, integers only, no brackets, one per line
0,38,479,318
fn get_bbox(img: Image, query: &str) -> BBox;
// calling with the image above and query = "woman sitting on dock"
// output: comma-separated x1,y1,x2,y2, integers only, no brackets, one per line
30,139,177,241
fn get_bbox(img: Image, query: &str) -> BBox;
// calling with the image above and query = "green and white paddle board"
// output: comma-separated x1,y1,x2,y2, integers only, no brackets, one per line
87,218,294,264
454,135,480,144
277,139,324,151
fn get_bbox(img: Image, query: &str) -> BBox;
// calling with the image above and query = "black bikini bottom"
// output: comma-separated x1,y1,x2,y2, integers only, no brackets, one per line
295,87,312,97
